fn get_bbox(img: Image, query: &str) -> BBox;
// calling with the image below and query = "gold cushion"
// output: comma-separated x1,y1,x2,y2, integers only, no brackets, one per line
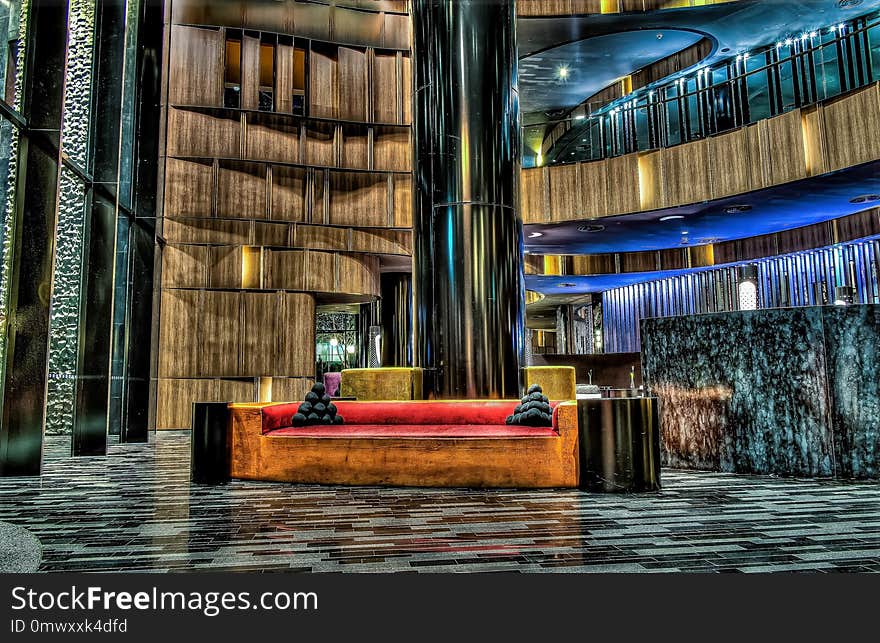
340,368,423,401
524,366,576,401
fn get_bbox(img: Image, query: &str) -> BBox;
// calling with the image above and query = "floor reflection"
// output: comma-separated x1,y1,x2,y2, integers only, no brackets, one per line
0,432,877,573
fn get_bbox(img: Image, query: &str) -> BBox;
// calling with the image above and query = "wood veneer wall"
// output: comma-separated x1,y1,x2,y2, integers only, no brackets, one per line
155,2,413,429
523,83,880,224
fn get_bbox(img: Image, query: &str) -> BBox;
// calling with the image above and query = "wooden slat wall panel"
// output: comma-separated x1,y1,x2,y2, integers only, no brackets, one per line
270,378,313,403
337,253,380,296
275,43,294,113
240,35,261,111
217,162,268,219
765,110,806,185
400,54,412,125
158,289,201,378
277,293,316,376
294,224,348,251
340,125,369,169
373,128,410,171
200,290,240,377
373,52,398,124
349,227,412,255
823,84,880,172
270,166,307,222
309,44,337,119
384,13,411,50
217,379,257,406
164,158,214,217
664,140,709,206
708,128,754,198
161,245,208,288
245,117,299,164
579,160,608,218
572,254,616,275
548,163,582,221
836,207,880,242
207,245,242,289
155,378,217,430
520,167,547,223
241,292,278,376
392,175,412,228
167,109,241,158
334,7,383,46
304,250,335,292
605,155,641,214
338,47,367,122
169,25,222,106
253,222,291,246
303,122,336,167
264,249,307,290
329,172,388,226
162,218,252,246
621,252,658,273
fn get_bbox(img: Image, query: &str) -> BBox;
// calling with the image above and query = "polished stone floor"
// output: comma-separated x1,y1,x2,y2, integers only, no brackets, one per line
0,432,878,573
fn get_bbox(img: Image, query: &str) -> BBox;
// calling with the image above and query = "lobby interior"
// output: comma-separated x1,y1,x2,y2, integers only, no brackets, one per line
1,0,879,573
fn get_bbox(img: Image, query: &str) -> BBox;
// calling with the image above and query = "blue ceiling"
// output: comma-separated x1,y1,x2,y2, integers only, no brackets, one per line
519,29,704,113
523,161,880,256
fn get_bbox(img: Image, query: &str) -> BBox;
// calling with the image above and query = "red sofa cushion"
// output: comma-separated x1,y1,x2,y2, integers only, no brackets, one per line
267,424,558,438
260,400,561,436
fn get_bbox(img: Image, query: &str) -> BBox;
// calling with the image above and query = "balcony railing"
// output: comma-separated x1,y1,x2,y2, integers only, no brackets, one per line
525,12,880,167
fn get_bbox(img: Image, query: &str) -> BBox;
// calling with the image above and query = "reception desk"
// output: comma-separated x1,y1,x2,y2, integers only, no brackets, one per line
642,305,880,479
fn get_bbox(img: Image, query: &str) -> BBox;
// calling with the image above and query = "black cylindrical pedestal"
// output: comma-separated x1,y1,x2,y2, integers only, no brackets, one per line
577,397,661,492
191,402,231,485
411,0,524,400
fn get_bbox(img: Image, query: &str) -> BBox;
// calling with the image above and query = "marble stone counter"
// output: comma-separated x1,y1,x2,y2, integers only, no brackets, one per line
642,305,880,479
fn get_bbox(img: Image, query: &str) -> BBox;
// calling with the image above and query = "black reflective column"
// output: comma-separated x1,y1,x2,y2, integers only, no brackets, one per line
380,273,412,367
119,0,163,443
0,0,69,476
411,0,524,399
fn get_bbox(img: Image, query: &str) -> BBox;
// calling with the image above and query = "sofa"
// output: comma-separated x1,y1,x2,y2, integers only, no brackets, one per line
229,400,579,488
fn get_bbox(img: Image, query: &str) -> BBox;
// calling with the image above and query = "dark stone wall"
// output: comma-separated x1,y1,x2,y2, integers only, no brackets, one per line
642,305,880,479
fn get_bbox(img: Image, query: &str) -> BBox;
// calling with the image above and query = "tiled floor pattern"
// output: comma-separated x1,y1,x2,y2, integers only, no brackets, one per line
0,432,878,573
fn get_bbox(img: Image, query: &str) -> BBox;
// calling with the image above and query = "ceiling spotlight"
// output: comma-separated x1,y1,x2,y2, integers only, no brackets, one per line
784,38,793,46
528,232,544,238
724,204,754,214
557,66,570,80
849,194,880,204
659,215,685,222
577,224,605,233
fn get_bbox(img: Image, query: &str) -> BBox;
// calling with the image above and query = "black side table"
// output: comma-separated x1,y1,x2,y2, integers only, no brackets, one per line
576,396,661,492
191,401,232,485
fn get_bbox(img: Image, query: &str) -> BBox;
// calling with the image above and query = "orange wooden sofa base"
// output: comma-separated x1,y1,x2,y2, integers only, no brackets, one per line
229,402,580,488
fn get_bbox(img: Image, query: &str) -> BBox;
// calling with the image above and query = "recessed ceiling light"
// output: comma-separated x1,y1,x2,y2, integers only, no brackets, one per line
849,194,880,204
659,215,685,222
559,283,577,288
557,66,570,80
577,224,605,233
724,204,753,214
528,232,543,238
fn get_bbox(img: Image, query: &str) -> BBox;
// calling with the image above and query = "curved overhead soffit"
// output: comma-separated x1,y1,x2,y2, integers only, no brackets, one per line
518,0,880,114
519,28,707,113
523,160,880,256
518,0,880,58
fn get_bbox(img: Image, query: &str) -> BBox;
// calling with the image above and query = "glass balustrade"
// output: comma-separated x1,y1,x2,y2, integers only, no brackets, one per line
524,13,880,168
